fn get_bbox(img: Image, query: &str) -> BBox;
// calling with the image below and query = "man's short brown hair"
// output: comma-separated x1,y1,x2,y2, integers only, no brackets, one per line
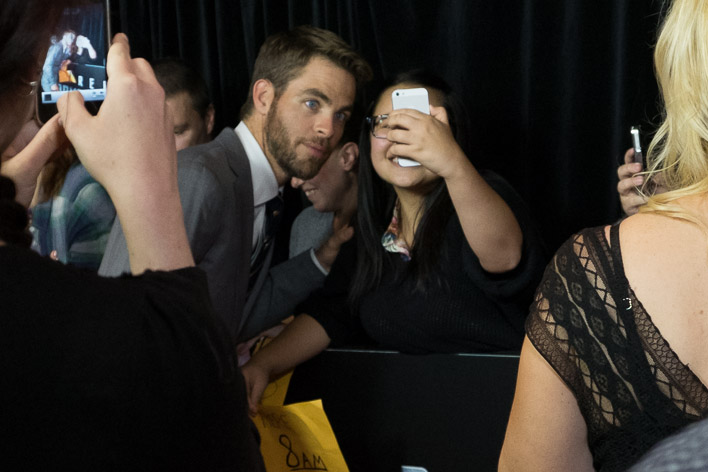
240,25,372,119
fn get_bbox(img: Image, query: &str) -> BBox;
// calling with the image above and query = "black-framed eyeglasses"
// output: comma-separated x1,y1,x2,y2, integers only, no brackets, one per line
366,114,390,139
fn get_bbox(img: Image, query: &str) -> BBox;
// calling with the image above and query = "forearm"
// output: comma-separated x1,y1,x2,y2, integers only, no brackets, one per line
238,252,326,342
445,161,523,273
113,182,194,274
248,314,331,381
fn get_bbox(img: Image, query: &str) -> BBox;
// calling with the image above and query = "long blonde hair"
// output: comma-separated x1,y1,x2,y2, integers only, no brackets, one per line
641,0,708,227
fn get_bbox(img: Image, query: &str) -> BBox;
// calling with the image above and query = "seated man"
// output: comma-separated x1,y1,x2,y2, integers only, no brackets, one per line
152,57,215,151
99,26,372,342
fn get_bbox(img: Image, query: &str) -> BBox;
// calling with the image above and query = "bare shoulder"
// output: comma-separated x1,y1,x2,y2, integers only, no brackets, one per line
618,201,708,386
619,210,699,250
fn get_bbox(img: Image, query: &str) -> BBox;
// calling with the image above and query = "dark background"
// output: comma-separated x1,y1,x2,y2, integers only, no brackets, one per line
110,0,666,254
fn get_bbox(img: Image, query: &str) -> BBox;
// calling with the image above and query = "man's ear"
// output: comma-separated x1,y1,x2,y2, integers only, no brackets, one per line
252,79,275,116
204,104,215,136
339,142,359,171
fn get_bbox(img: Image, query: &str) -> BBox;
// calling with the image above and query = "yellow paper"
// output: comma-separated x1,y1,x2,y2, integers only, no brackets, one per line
255,399,349,471
260,370,293,407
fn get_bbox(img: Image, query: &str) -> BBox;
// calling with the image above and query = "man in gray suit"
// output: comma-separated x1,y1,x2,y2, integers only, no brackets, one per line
99,26,371,340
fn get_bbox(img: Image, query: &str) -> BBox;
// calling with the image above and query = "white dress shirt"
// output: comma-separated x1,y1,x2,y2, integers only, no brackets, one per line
234,122,281,257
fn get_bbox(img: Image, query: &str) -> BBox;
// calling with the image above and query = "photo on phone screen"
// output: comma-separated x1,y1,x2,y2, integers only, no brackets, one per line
391,88,430,167
37,0,110,123
631,126,643,166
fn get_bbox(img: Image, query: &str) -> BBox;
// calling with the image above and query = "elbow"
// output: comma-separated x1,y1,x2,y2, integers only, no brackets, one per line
480,240,523,274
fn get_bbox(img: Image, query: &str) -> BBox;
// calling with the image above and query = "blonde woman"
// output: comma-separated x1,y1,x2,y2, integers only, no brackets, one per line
499,1,708,470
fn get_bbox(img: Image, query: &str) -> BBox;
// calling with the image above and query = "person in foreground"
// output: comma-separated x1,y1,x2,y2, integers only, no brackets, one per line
499,1,708,470
0,2,262,469
241,70,547,414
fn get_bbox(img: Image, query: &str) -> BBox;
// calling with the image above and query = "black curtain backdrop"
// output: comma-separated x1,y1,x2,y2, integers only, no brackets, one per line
113,0,665,254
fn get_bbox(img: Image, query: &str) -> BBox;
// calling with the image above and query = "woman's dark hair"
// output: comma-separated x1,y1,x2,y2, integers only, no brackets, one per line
0,1,75,95
349,70,474,306
0,0,77,247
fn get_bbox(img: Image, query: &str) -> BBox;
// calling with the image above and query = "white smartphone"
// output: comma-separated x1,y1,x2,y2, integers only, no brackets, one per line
630,126,643,166
391,87,430,167
36,0,111,124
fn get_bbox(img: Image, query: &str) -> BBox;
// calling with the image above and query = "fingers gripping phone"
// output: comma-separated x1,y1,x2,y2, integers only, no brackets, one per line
36,0,111,124
630,126,643,166
391,87,430,167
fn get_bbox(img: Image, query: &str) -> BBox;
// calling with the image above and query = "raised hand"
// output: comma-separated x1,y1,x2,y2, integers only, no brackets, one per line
617,147,647,217
58,33,192,273
385,105,467,179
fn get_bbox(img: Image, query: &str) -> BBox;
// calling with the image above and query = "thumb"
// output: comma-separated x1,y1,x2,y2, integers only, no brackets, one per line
15,114,66,169
248,380,266,416
57,91,91,148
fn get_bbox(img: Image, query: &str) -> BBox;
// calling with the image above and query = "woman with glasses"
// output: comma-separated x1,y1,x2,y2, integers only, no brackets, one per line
242,70,546,414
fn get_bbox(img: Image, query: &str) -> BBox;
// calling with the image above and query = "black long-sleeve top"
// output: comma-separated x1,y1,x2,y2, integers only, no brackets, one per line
298,171,547,354
0,245,263,471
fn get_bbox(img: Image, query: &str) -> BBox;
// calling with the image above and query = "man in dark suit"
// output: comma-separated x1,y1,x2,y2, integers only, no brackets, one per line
99,26,372,340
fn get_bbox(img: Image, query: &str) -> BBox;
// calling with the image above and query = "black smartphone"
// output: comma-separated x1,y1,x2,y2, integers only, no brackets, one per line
630,126,643,166
36,0,111,124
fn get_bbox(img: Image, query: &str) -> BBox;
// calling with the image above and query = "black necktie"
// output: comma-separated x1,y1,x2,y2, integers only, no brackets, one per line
247,194,284,294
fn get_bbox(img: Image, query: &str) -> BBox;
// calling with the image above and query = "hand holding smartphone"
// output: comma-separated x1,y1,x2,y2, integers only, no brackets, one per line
36,0,111,124
391,87,430,167
630,126,643,166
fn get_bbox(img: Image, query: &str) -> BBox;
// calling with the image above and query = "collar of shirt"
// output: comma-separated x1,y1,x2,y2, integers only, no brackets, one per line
234,122,279,207
234,122,282,252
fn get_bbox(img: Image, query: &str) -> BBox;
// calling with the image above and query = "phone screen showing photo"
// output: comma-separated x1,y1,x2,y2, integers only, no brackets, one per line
39,1,108,106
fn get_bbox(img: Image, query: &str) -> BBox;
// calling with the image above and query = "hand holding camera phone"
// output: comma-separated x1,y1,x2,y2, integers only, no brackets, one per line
391,87,430,167
36,0,111,124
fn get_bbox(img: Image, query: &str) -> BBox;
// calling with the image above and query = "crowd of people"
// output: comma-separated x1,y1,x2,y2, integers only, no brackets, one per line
3,0,708,470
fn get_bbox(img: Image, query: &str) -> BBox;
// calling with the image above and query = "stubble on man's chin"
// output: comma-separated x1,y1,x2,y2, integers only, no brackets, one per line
264,106,328,180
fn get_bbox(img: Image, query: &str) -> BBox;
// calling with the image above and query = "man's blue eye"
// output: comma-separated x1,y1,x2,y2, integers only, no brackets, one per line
305,100,319,110
335,112,348,122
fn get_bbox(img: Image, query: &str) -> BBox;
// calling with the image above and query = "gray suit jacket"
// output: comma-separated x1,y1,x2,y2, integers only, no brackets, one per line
99,128,324,340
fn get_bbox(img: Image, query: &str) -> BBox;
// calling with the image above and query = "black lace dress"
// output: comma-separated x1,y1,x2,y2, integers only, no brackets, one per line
526,224,708,471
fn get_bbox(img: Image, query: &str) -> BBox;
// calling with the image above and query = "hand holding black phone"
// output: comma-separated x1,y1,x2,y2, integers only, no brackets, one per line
36,0,111,124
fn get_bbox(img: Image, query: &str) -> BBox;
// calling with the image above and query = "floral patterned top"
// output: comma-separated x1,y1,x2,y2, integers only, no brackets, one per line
381,201,411,261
